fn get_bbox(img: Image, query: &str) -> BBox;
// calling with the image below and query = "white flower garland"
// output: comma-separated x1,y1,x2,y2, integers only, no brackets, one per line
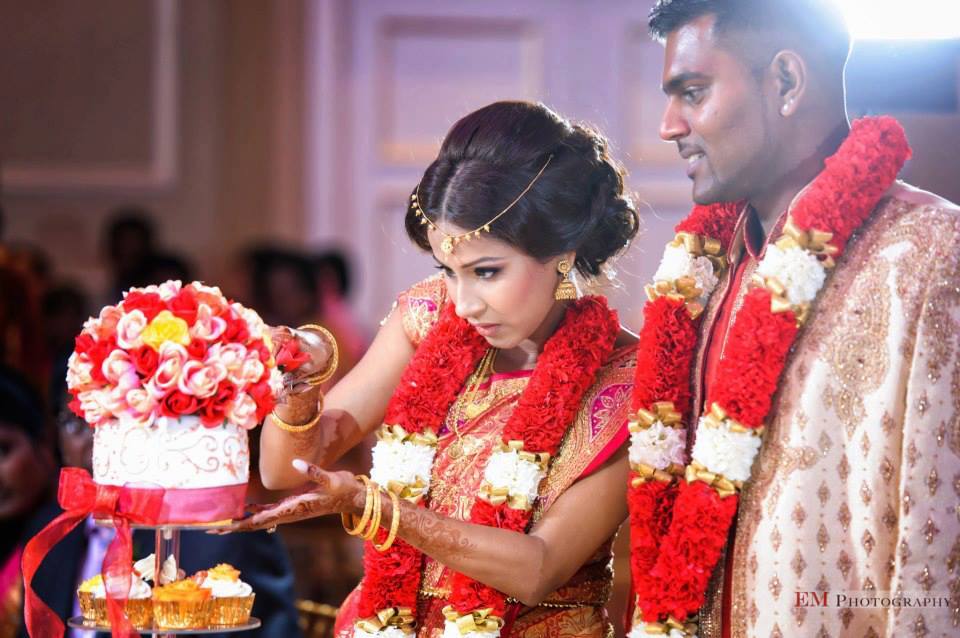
690,418,762,483
369,437,437,491
482,449,545,504
653,244,719,304
628,421,687,471
755,243,826,306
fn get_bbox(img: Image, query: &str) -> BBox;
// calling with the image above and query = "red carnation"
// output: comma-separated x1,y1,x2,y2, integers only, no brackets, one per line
159,390,201,418
130,345,159,378
169,287,199,325
122,291,165,321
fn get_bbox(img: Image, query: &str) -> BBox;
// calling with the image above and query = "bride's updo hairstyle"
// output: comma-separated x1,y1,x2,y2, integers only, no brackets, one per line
405,101,639,277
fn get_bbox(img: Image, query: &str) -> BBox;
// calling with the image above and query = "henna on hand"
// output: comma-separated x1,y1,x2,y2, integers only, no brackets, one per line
400,505,477,556
213,466,362,533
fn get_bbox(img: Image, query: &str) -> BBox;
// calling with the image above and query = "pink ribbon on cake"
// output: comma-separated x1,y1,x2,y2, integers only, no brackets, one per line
22,467,164,638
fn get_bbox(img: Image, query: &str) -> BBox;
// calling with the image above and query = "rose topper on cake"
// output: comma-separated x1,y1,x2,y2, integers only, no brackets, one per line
66,280,289,430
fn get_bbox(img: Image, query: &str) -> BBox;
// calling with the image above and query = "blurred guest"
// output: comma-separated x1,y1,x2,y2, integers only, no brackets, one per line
248,248,318,328
311,250,367,384
0,239,47,396
0,367,54,638
101,207,156,304
40,284,90,405
129,251,195,288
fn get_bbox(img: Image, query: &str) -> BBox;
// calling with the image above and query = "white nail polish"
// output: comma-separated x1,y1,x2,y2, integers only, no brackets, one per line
292,458,309,473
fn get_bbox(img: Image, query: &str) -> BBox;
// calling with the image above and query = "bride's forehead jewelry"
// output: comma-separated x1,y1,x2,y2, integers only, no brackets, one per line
411,154,554,255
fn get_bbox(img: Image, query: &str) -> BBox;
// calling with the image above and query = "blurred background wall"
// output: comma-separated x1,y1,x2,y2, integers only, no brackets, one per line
2,0,959,629
3,0,959,329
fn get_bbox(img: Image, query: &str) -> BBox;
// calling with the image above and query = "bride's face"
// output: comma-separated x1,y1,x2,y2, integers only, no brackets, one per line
427,225,570,351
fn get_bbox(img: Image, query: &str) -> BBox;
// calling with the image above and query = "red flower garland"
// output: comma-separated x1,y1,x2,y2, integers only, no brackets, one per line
359,297,619,627
628,117,911,627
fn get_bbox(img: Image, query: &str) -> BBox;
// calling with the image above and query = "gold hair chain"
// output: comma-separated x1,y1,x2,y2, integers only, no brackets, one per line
412,155,554,254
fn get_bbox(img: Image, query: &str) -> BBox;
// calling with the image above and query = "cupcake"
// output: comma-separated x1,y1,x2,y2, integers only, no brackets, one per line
76,572,153,628
197,564,255,626
152,579,213,629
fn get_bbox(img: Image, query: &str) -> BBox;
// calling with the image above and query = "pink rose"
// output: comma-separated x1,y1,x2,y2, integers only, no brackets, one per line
157,280,183,301
236,354,266,386
116,309,148,349
206,343,247,375
190,303,227,342
101,350,140,390
226,392,259,430
152,342,189,391
78,390,111,425
120,388,156,428
66,352,95,392
177,360,228,398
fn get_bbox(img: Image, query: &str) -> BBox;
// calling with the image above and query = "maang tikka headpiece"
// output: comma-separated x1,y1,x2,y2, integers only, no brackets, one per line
412,154,554,255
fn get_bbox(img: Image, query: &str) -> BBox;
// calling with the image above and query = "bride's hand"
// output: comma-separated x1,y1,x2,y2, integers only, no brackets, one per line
211,460,361,533
270,325,335,396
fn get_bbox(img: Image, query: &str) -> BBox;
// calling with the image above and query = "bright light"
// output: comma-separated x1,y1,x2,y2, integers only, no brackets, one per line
832,0,960,40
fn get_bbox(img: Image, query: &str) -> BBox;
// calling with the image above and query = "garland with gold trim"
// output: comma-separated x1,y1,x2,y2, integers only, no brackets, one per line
626,117,911,637
356,297,620,638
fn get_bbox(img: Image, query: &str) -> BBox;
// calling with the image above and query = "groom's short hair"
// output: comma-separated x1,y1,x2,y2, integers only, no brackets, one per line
649,0,851,73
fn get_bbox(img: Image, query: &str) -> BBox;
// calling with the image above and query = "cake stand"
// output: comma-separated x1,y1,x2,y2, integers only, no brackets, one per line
66,522,261,637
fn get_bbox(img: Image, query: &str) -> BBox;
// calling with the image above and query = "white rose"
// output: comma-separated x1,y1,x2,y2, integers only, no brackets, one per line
101,350,140,390
177,360,228,398
152,343,189,391
190,303,227,342
227,392,259,430
115,310,148,349
67,352,94,390
157,280,183,300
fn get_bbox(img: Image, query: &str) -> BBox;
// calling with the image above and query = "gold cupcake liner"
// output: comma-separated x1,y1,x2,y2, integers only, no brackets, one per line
209,595,255,626
77,593,154,628
152,599,214,629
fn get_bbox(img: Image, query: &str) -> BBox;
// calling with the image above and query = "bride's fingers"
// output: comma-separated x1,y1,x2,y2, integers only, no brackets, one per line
292,458,327,484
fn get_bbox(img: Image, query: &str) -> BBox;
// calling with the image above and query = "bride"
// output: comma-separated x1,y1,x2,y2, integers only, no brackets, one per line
225,101,640,638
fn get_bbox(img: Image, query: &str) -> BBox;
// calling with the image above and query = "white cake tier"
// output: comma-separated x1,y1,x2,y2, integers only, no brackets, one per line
92,415,249,489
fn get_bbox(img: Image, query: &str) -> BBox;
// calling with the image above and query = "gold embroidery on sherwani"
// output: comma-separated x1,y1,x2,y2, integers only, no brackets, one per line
716,194,960,637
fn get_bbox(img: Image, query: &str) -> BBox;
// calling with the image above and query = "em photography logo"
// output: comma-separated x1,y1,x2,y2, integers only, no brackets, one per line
795,591,953,609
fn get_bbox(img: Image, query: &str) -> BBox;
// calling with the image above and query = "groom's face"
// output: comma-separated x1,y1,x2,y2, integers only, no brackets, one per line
659,15,777,204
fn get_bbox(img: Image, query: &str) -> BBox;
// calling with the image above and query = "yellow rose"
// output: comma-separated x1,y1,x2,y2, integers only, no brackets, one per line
141,310,191,351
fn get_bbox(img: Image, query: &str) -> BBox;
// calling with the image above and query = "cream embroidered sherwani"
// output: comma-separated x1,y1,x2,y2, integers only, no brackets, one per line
697,182,960,637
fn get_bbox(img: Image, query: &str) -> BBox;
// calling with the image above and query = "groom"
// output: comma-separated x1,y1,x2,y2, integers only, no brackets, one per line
643,0,959,636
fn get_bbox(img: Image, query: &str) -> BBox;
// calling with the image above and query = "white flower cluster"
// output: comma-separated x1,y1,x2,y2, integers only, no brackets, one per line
370,437,436,491
628,421,687,471
653,244,719,303
755,244,826,305
354,626,411,638
690,417,762,483
628,624,694,638
482,449,545,505
442,620,497,638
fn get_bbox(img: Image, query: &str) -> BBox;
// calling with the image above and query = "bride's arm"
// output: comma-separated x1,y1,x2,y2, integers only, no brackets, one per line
259,309,414,489
238,446,629,607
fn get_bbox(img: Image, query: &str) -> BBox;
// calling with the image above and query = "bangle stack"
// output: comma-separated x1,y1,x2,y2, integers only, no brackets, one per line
341,475,400,552
270,395,324,433
296,324,339,386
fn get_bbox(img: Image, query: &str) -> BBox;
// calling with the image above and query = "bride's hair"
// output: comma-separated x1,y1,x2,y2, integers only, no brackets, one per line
404,101,639,277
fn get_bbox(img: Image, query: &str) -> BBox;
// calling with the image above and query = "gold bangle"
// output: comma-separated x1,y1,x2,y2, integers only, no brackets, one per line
362,483,383,541
270,395,323,433
297,324,339,385
373,489,400,552
341,476,374,536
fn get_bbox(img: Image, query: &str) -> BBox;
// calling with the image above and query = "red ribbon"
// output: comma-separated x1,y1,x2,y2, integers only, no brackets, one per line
22,468,164,638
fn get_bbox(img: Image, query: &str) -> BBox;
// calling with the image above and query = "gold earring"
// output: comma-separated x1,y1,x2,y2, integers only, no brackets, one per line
554,260,577,300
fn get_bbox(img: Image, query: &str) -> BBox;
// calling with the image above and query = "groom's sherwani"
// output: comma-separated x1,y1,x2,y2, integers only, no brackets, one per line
695,182,960,637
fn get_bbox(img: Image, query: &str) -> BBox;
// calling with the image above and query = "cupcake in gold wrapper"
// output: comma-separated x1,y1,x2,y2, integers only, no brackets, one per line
76,573,154,628
152,579,214,629
196,563,255,626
